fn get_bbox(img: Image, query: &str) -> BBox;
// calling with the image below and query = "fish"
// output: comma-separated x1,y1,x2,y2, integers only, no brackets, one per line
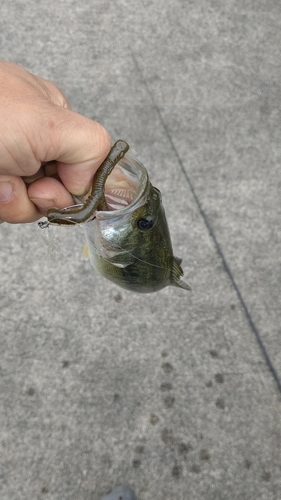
47,140,191,293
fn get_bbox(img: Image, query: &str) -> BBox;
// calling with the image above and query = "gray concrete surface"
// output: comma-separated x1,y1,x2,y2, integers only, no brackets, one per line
1,0,281,499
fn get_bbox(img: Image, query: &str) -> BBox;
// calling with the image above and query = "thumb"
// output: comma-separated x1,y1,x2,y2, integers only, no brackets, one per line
46,107,111,196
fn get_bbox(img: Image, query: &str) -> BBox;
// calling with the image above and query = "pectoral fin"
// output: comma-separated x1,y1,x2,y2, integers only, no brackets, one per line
105,252,137,268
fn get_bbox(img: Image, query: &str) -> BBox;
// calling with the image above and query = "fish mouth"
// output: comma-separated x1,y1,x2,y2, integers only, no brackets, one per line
101,155,149,216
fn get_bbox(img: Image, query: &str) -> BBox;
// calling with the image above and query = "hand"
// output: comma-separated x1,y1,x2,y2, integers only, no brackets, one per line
0,60,111,223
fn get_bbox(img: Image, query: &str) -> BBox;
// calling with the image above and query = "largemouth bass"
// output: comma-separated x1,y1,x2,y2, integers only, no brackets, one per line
47,140,190,293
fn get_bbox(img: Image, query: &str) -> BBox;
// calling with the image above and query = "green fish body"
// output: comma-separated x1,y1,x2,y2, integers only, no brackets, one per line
47,141,190,293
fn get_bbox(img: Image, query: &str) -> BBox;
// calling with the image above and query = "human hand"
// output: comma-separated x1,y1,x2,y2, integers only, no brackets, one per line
0,60,111,223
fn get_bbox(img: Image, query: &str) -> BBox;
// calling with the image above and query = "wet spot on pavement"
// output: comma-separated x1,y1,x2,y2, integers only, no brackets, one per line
114,292,122,303
209,349,218,358
215,373,224,384
261,471,271,482
216,397,225,409
191,464,201,474
178,442,193,456
164,395,175,408
135,445,144,454
200,449,210,461
161,427,174,444
150,414,159,425
172,463,182,479
244,459,252,469
160,382,173,392
162,362,173,373
132,459,141,469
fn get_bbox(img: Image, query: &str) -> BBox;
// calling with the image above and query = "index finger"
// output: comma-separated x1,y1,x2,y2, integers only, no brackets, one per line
49,110,111,196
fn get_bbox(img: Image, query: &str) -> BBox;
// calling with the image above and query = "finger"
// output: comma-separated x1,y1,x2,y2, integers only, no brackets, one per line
45,109,111,196
0,175,41,223
28,176,75,215
22,165,46,185
23,162,58,186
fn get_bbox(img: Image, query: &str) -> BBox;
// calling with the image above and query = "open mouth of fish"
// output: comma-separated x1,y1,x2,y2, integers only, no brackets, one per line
46,141,150,226
101,155,149,216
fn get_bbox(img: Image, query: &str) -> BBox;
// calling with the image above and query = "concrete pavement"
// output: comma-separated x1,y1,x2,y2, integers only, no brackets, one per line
0,1,281,498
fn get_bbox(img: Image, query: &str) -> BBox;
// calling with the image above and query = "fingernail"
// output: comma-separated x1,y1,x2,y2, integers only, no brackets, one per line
0,182,13,202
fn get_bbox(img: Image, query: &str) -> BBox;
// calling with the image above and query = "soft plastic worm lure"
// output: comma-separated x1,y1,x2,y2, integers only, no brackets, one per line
47,140,129,225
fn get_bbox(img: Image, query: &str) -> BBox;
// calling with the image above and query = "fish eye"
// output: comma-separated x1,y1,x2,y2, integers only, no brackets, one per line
137,216,155,230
